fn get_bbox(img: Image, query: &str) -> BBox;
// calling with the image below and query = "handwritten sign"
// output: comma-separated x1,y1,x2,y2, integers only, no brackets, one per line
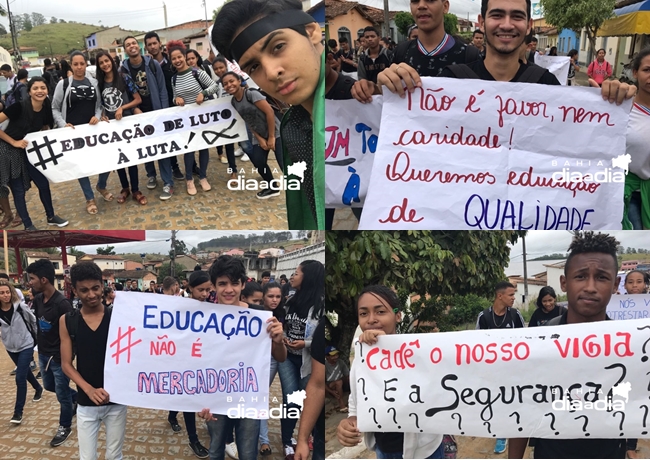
356,318,650,438
104,292,271,414
325,98,382,208
607,294,650,320
535,55,572,86
359,78,631,229
24,99,247,183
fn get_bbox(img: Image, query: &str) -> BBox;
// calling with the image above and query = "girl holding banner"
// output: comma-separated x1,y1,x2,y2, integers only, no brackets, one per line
336,285,446,459
0,77,68,230
95,50,148,206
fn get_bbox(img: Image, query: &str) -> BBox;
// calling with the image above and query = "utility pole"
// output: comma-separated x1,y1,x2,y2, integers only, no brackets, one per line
202,0,209,30
383,0,390,39
163,2,168,28
6,0,20,68
170,230,177,277
522,235,529,309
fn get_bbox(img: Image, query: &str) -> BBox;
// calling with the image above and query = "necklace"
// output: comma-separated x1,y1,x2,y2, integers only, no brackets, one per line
492,307,507,327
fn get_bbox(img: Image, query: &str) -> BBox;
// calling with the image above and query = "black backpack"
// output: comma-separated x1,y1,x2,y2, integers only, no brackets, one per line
65,306,112,356
445,62,548,83
5,81,25,107
244,87,290,118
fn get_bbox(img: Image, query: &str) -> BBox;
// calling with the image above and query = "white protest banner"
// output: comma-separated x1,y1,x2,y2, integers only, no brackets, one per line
356,318,650,438
325,98,382,208
359,78,631,230
104,292,271,415
24,99,247,183
607,294,650,320
535,55,571,86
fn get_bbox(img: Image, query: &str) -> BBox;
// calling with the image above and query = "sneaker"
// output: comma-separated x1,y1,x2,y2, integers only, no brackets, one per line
147,177,157,190
220,155,228,164
226,442,239,459
240,153,250,162
33,387,43,402
29,360,37,371
256,188,280,200
10,413,22,424
189,441,209,459
35,371,41,379
234,147,244,157
494,438,507,454
160,185,173,201
50,425,72,447
291,438,298,448
169,419,182,432
173,168,185,181
10,367,16,376
186,180,197,196
283,445,295,460
47,215,69,227
25,225,38,231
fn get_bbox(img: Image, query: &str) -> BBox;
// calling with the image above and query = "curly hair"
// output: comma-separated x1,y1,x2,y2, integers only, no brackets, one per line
565,231,619,275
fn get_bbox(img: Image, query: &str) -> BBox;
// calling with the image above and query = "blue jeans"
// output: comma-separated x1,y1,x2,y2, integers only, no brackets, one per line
7,348,42,416
375,441,445,459
39,354,77,428
207,416,259,460
96,171,111,190
144,159,173,187
240,125,254,156
259,357,279,446
184,149,209,180
168,411,199,444
217,143,237,171
77,172,110,201
628,191,643,230
77,404,127,460
278,353,309,446
8,176,33,228
24,153,56,217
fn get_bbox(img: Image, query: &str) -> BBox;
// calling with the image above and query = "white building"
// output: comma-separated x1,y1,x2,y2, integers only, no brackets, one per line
79,255,126,270
276,241,325,279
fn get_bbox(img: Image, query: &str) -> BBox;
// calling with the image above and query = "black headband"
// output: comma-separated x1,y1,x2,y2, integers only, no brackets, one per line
189,271,210,288
230,10,316,63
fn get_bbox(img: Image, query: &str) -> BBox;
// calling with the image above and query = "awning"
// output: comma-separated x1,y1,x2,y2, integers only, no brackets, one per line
598,0,650,36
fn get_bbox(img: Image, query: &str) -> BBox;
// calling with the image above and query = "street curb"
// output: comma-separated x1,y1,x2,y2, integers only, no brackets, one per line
327,444,368,459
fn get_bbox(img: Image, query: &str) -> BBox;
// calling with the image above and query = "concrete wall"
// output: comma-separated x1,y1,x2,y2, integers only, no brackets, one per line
329,8,374,44
276,242,325,279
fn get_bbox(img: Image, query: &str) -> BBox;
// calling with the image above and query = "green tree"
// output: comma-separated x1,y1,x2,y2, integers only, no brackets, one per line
540,0,615,56
394,11,415,36
22,13,33,31
31,12,46,26
326,231,524,357
69,247,86,259
0,24,7,35
157,262,187,283
59,18,66,23
191,247,198,255
42,247,60,255
443,13,458,35
97,245,116,255
170,239,188,259
50,16,58,24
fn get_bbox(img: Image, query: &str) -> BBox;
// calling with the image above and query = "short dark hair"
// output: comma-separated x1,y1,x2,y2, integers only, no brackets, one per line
536,286,557,309
262,271,271,278
70,262,103,288
597,48,606,54
44,58,52,66
114,283,124,291
220,71,241,83
482,0,531,20
212,0,307,61
327,39,338,49
162,276,177,291
632,46,650,72
209,255,247,285
17,69,28,80
357,285,401,314
530,36,538,43
473,29,484,37
263,281,282,295
27,259,55,285
0,273,9,280
89,57,96,65
144,31,161,44
123,35,138,46
568,49,579,59
364,26,379,36
565,231,619,275
1,64,12,72
495,281,515,295
339,36,349,44
69,50,85,62
241,281,263,298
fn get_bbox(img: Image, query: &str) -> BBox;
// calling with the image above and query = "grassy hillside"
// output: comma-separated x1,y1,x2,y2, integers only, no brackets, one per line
0,22,103,57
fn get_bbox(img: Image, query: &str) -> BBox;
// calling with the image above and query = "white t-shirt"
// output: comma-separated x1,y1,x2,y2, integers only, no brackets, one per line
626,102,650,180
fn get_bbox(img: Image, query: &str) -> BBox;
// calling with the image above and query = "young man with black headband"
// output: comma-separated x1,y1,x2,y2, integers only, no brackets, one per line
509,232,626,459
212,0,325,230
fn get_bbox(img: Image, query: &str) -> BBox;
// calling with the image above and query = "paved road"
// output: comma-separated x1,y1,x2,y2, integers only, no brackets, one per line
0,348,291,460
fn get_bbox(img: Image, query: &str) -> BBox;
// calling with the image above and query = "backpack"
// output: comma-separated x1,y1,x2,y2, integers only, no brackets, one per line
445,62,548,83
44,69,60,98
5,81,25,107
15,304,36,347
244,87,290,118
171,68,214,100
65,306,112,356
392,38,481,68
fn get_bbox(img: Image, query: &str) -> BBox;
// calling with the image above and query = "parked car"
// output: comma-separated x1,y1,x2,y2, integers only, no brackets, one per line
26,67,44,80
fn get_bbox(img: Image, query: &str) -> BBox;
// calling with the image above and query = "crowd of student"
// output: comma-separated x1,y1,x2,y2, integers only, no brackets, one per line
324,0,649,231
335,232,649,459
0,0,326,230
0,254,325,460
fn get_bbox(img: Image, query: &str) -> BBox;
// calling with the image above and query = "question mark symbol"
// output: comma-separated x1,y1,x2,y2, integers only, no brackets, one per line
574,415,590,437
409,413,423,432
483,421,495,437
641,404,649,435
544,412,560,435
637,325,650,362
387,408,400,429
509,411,523,432
369,408,381,429
358,340,365,363
451,412,464,435
357,377,368,401
613,411,625,436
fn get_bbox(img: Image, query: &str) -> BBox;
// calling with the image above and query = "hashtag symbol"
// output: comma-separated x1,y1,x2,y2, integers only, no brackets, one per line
110,326,142,365
26,136,63,171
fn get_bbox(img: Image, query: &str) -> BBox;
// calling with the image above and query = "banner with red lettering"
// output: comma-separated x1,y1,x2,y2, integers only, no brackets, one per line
358,78,632,229
354,318,650,438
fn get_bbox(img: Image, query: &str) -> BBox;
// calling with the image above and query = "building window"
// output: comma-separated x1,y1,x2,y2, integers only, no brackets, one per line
53,262,60,269
357,28,365,38
338,26,351,48
197,42,203,51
